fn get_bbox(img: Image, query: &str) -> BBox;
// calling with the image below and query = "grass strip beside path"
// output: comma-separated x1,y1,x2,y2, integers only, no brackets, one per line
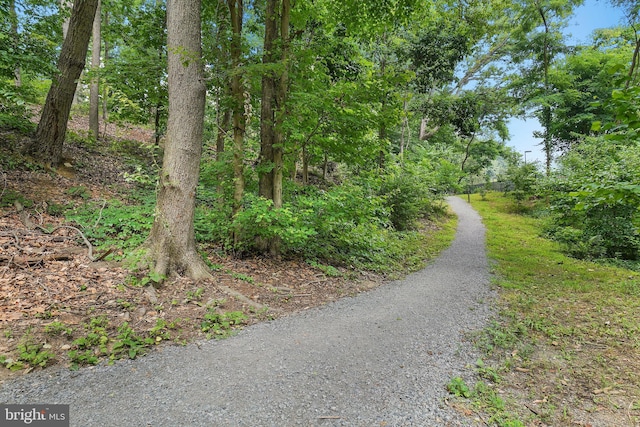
464,193,640,426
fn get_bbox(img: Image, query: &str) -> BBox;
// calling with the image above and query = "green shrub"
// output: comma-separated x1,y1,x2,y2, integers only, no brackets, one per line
379,166,434,231
546,140,640,260
231,194,317,254
66,198,155,255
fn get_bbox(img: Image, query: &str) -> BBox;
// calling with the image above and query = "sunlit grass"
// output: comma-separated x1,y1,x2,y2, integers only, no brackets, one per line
383,205,458,278
465,193,640,426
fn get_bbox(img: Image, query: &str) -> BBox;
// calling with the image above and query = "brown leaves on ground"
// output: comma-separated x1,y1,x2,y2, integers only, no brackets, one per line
0,171,381,388
0,205,380,383
0,125,386,383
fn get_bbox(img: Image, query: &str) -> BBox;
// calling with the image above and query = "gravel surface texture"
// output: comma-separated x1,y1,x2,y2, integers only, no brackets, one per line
0,196,493,426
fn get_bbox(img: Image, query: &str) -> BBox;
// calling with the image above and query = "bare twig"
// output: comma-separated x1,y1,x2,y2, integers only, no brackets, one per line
93,247,115,262
0,170,7,201
10,231,23,252
1,255,14,273
93,199,107,228
524,403,539,416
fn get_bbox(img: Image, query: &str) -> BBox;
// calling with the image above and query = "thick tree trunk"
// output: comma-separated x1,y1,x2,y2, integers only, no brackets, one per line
27,0,98,166
89,0,101,140
144,0,211,281
258,0,291,256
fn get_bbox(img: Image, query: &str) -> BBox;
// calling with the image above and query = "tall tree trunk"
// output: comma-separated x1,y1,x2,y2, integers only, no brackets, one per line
258,0,278,203
538,5,552,176
101,11,109,137
228,0,246,219
258,0,290,256
144,0,211,281
9,0,21,87
26,0,99,166
273,0,290,213
378,42,387,170
89,0,101,140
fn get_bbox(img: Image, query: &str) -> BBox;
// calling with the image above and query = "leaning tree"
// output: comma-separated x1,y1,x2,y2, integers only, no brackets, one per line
26,0,99,166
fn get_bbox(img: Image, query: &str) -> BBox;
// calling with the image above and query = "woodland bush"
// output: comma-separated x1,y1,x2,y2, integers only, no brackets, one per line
378,164,437,231
546,140,640,260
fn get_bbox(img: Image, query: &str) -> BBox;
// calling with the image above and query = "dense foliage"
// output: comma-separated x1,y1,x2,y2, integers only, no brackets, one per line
1,0,639,268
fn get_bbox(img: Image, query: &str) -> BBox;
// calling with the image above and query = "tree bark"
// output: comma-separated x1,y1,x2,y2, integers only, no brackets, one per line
101,11,109,136
273,0,290,215
9,0,21,87
228,0,246,219
26,0,99,166
144,0,211,281
257,0,291,256
89,0,101,140
258,0,278,203
61,0,71,40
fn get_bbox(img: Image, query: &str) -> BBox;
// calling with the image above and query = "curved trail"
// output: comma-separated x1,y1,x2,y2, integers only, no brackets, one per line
0,197,492,426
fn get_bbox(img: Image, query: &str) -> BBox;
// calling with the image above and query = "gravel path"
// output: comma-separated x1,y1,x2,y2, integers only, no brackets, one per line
0,196,493,426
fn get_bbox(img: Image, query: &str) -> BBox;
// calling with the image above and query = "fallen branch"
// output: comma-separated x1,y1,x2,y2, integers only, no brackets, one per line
0,247,85,266
36,225,95,261
218,285,264,310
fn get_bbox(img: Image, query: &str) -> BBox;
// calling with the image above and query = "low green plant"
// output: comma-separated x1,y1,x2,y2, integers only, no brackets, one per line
475,358,501,383
44,321,73,337
69,316,110,364
66,197,155,256
307,260,342,277
117,299,135,310
447,376,471,398
185,287,205,303
68,350,99,368
200,310,248,338
0,355,25,371
0,189,33,208
232,272,255,284
123,164,158,188
111,322,153,360
17,338,55,368
67,185,91,200
148,319,171,342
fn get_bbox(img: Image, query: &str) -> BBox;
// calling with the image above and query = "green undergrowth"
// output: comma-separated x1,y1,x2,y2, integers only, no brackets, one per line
65,189,455,276
451,193,640,426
